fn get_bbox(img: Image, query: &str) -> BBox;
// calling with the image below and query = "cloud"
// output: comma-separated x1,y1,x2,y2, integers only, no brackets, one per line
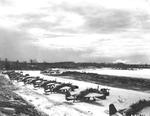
113,59,127,63
83,9,132,33
0,0,150,64
61,4,150,33
17,11,85,34
36,48,94,62
2,0,150,34
118,53,150,64
0,0,10,5
0,27,95,62
0,27,38,61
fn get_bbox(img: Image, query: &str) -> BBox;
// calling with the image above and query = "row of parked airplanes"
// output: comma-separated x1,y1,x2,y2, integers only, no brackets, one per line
2,70,126,116
4,71,110,102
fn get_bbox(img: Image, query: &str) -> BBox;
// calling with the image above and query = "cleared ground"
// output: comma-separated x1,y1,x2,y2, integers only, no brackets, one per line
12,71,150,116
60,68,150,79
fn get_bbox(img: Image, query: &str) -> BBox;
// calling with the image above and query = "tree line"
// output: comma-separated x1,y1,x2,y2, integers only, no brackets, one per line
0,59,150,70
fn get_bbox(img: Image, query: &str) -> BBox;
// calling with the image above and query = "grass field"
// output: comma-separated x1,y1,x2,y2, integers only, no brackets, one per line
60,71,150,92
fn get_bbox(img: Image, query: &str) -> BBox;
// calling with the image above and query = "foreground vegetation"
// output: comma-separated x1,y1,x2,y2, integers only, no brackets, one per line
126,100,150,116
60,71,150,91
0,74,48,116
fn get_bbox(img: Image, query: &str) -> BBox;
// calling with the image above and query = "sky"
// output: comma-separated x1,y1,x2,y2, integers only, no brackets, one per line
0,0,150,64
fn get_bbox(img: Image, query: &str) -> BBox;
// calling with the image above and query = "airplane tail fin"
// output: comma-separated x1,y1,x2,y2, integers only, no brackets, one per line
109,104,117,116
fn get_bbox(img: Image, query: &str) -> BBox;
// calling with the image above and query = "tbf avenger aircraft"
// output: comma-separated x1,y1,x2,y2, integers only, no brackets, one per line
109,104,124,116
65,88,109,102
